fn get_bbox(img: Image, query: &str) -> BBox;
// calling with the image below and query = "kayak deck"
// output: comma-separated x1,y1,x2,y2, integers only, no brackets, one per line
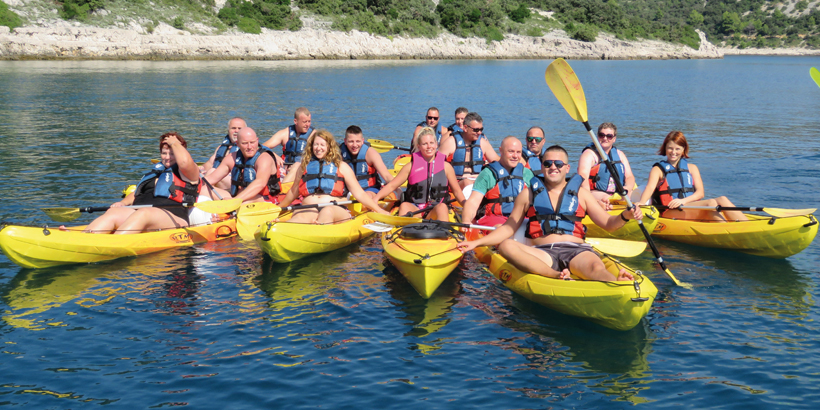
0,219,237,269
652,213,818,258
254,212,376,263
382,222,464,299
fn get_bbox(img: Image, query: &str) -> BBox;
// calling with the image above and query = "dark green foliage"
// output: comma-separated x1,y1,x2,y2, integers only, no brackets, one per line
0,1,22,29
60,0,105,21
509,3,531,23
173,16,185,30
218,0,302,32
237,16,261,33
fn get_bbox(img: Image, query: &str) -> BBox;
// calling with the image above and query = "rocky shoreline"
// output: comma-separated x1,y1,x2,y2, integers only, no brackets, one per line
2,19,819,61
1,21,725,61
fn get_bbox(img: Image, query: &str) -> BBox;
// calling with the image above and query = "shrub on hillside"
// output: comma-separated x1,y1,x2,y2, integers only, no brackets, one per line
60,0,104,21
218,0,302,32
1,1,22,29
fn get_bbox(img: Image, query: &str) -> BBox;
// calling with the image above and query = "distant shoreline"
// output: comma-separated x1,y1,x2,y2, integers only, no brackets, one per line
1,22,724,61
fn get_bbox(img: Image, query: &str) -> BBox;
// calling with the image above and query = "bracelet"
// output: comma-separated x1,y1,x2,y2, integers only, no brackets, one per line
619,211,629,222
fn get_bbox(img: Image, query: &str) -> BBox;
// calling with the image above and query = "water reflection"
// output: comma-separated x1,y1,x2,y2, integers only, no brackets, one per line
483,281,655,404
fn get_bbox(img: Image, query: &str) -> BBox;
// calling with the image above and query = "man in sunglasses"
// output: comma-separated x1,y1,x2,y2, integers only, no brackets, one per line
457,145,642,282
461,136,533,226
520,126,547,176
577,122,635,209
439,112,500,190
411,107,445,148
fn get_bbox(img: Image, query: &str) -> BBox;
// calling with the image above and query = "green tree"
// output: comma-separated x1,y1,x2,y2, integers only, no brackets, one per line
0,1,22,29
688,10,704,27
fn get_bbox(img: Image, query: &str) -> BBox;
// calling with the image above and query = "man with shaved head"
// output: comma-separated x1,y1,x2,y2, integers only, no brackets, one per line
206,127,283,203
462,136,533,226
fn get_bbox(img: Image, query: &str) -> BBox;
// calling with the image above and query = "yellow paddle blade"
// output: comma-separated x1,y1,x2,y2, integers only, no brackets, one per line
811,67,820,88
545,58,588,123
764,207,816,218
367,139,395,153
236,202,283,218
367,212,422,226
41,208,82,222
193,198,242,214
585,237,647,258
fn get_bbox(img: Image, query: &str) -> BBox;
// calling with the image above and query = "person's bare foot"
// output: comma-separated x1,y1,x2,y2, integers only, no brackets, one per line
616,268,634,281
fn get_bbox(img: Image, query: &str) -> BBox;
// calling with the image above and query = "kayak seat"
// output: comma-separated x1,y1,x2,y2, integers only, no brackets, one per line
399,222,451,240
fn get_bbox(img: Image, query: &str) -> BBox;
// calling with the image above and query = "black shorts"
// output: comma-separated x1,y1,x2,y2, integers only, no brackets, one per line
534,242,595,272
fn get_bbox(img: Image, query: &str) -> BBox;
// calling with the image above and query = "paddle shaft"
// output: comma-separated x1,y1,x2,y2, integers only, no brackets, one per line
581,121,682,283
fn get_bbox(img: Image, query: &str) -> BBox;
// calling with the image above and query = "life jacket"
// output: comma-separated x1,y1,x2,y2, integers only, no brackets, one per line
481,162,526,217
582,143,625,193
526,173,586,240
340,142,380,190
298,157,347,197
652,158,696,206
405,151,449,205
522,146,545,176
447,123,463,135
213,134,239,169
282,124,314,165
230,145,282,198
447,132,485,177
414,121,444,145
136,163,201,204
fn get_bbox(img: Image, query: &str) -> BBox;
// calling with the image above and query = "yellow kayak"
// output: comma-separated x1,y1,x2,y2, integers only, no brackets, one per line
583,205,660,241
467,229,657,331
382,220,464,299
652,213,818,258
237,200,393,240
0,219,237,269
254,212,376,263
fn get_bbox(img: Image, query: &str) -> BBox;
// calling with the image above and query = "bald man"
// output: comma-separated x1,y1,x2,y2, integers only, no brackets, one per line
461,136,534,226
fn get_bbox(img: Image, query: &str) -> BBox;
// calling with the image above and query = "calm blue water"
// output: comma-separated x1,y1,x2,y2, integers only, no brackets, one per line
0,56,819,408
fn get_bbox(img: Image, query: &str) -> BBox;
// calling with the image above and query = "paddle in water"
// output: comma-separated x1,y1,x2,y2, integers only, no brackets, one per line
545,58,691,288
811,67,820,88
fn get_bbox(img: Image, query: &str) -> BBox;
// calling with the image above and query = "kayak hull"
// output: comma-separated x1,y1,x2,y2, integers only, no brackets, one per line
254,213,375,263
382,227,463,299
0,219,237,269
652,213,818,258
583,205,660,241
467,230,656,331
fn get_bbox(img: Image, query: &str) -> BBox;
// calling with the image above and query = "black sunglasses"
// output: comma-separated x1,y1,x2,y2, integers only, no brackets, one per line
427,116,439,120
542,159,567,168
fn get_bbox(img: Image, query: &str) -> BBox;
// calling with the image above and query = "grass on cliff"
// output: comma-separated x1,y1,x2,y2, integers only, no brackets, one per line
1,1,23,29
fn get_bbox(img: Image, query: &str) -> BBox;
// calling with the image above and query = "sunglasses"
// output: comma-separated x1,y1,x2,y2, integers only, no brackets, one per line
468,126,484,133
526,137,544,143
427,116,439,120
597,132,616,140
542,159,567,168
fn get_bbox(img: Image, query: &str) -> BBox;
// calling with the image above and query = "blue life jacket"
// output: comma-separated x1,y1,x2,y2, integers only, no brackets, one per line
213,134,239,169
283,125,314,165
652,158,696,206
526,174,586,239
481,162,526,217
298,157,347,197
448,132,484,177
582,143,625,193
523,146,545,176
415,121,443,144
448,123,463,135
340,143,380,190
230,146,281,197
136,163,200,204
